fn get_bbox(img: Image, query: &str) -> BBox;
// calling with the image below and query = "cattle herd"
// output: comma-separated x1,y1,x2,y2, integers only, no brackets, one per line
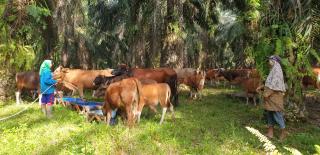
15,65,320,126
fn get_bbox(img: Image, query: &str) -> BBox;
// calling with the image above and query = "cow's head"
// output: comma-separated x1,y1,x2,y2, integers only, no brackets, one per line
93,85,106,98
112,64,130,76
53,66,69,81
93,75,106,87
93,75,117,89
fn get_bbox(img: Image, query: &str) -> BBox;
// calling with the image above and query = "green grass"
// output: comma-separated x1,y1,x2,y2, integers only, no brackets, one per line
0,87,319,154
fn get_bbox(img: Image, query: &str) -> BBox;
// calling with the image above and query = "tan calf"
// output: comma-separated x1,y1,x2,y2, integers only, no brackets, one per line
136,83,175,124
54,66,113,99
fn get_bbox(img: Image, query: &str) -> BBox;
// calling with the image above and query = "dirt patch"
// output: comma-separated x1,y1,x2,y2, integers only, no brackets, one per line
304,93,320,127
227,91,320,126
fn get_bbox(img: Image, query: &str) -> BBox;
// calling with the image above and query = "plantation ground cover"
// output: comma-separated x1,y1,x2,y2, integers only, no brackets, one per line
0,87,319,154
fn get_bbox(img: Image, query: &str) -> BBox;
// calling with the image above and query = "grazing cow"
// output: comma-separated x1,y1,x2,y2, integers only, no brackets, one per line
218,68,262,105
174,68,206,99
92,75,122,98
206,69,227,87
302,67,320,89
93,74,173,124
174,68,197,82
217,68,259,81
232,77,262,106
15,71,40,104
53,66,113,99
93,73,158,96
137,83,174,124
112,65,179,106
103,77,143,126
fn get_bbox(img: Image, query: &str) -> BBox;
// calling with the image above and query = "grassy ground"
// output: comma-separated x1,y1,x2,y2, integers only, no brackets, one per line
0,87,319,154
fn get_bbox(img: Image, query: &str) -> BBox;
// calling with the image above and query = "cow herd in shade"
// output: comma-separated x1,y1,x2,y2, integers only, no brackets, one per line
14,65,320,126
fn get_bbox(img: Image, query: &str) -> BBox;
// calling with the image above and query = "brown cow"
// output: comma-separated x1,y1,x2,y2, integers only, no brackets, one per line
93,74,173,124
136,83,175,124
174,68,206,99
302,67,320,89
218,68,262,105
232,77,262,106
92,75,157,98
53,66,113,99
112,66,179,106
206,69,228,87
217,68,259,81
174,68,197,82
103,77,144,126
15,71,40,104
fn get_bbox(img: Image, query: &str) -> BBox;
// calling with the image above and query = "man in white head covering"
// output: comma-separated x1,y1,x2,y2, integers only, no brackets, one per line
257,55,287,141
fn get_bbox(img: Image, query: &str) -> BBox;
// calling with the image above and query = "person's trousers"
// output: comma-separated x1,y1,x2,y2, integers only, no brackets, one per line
265,110,285,129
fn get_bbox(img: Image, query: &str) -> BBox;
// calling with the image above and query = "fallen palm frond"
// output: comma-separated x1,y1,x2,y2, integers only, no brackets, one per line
245,126,281,155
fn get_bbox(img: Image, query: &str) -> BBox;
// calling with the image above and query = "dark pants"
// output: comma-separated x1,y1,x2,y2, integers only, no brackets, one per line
41,93,54,105
265,110,285,129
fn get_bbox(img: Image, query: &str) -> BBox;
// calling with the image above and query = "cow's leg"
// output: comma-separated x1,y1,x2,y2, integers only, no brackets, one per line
194,92,198,100
16,91,21,105
216,80,220,87
78,87,84,99
92,90,95,98
253,95,257,106
246,95,249,105
104,103,112,125
106,111,112,125
159,107,167,125
31,90,36,99
136,101,146,123
198,92,202,100
136,111,142,123
126,104,134,127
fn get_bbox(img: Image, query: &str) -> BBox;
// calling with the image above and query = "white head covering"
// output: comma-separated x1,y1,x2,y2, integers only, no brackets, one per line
265,60,286,92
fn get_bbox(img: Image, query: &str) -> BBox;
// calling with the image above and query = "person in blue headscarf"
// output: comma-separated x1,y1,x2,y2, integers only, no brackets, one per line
39,60,57,118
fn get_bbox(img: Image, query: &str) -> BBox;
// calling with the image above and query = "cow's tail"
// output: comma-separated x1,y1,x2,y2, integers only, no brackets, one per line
170,74,178,107
166,84,172,108
166,84,175,121
132,78,143,118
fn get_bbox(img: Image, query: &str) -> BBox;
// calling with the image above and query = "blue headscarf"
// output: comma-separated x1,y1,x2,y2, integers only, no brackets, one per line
39,60,52,76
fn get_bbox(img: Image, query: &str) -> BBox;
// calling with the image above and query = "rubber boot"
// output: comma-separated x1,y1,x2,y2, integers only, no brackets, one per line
266,126,274,139
41,104,47,116
46,105,53,118
279,128,287,141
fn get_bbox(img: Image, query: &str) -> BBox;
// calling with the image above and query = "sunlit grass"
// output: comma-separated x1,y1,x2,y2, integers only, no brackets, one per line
0,87,319,154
